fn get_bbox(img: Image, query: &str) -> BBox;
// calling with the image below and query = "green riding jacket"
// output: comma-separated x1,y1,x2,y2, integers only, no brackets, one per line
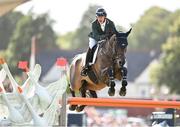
89,18,117,41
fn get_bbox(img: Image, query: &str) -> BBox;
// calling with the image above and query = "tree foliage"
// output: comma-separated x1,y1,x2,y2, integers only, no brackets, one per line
57,5,100,49
5,13,57,75
0,12,24,50
129,7,171,51
150,10,180,93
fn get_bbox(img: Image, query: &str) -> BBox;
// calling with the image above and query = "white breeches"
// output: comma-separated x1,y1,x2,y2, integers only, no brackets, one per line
89,37,97,49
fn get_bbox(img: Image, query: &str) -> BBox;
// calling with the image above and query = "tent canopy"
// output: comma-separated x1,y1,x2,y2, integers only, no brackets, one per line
0,0,30,16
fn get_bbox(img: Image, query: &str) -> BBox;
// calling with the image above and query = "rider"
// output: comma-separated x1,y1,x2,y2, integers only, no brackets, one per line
81,7,118,76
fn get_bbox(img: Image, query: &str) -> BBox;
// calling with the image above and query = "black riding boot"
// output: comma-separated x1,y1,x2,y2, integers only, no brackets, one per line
81,47,95,76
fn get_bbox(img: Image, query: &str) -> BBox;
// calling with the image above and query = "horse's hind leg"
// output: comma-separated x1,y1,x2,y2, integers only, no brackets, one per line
69,85,78,111
89,90,97,98
119,67,128,96
76,80,87,112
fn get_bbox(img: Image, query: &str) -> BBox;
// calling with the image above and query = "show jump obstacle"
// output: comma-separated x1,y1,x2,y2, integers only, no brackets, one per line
68,97,180,109
1,58,180,126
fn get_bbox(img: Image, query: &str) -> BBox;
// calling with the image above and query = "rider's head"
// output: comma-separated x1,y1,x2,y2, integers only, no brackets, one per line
96,8,107,24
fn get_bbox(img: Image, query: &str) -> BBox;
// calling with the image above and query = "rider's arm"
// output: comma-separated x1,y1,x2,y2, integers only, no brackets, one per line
107,18,118,34
105,20,118,39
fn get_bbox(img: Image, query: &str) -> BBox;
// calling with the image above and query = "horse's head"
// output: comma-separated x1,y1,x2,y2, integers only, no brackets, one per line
108,28,132,67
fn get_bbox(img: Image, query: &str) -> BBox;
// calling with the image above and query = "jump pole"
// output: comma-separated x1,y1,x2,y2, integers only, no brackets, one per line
68,97,180,109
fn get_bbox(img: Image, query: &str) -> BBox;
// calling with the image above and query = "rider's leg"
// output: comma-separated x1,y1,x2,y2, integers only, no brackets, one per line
81,38,97,76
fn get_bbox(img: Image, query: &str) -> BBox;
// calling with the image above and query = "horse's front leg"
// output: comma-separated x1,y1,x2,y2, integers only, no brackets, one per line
107,66,116,96
119,66,128,96
76,80,87,112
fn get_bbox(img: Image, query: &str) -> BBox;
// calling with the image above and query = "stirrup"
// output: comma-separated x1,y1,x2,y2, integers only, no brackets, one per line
81,66,88,76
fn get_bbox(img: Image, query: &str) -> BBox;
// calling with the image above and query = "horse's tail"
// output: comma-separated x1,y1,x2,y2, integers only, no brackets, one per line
68,53,85,89
67,54,82,87
66,55,78,87
64,63,71,88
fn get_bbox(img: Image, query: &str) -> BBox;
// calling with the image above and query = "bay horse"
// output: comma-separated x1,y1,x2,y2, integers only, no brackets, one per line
68,29,132,112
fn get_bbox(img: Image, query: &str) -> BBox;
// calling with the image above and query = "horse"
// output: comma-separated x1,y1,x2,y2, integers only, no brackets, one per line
68,29,132,112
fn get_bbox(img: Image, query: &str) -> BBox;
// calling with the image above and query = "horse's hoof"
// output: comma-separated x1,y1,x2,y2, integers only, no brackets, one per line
108,87,115,96
122,80,128,87
69,105,77,111
119,86,126,96
76,106,85,112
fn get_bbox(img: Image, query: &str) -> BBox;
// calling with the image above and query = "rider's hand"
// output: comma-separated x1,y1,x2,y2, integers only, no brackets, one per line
100,34,107,40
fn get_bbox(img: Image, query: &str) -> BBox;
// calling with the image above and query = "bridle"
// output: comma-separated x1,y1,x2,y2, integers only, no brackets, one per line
112,36,127,68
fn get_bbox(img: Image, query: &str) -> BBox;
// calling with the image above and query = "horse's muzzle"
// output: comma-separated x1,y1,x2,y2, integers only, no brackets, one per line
114,58,122,68
115,57,125,68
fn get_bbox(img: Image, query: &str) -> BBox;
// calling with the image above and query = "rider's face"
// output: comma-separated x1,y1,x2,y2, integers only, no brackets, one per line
97,16,106,24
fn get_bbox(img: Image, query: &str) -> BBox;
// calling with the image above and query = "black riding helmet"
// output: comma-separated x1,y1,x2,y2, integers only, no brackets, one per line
96,8,107,17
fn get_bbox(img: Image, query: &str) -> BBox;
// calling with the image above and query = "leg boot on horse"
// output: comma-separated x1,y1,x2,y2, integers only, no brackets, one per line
107,67,116,96
119,67,128,96
108,81,115,96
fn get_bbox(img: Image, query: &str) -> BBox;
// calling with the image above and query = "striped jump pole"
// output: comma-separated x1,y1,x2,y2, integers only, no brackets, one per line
68,97,180,109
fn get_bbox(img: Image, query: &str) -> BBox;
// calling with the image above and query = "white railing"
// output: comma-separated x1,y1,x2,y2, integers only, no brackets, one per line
0,58,68,126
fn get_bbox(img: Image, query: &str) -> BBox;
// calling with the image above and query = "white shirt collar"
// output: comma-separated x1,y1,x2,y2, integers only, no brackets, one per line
100,20,106,31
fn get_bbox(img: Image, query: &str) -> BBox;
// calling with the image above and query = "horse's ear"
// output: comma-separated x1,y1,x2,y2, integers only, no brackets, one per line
126,28,132,37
